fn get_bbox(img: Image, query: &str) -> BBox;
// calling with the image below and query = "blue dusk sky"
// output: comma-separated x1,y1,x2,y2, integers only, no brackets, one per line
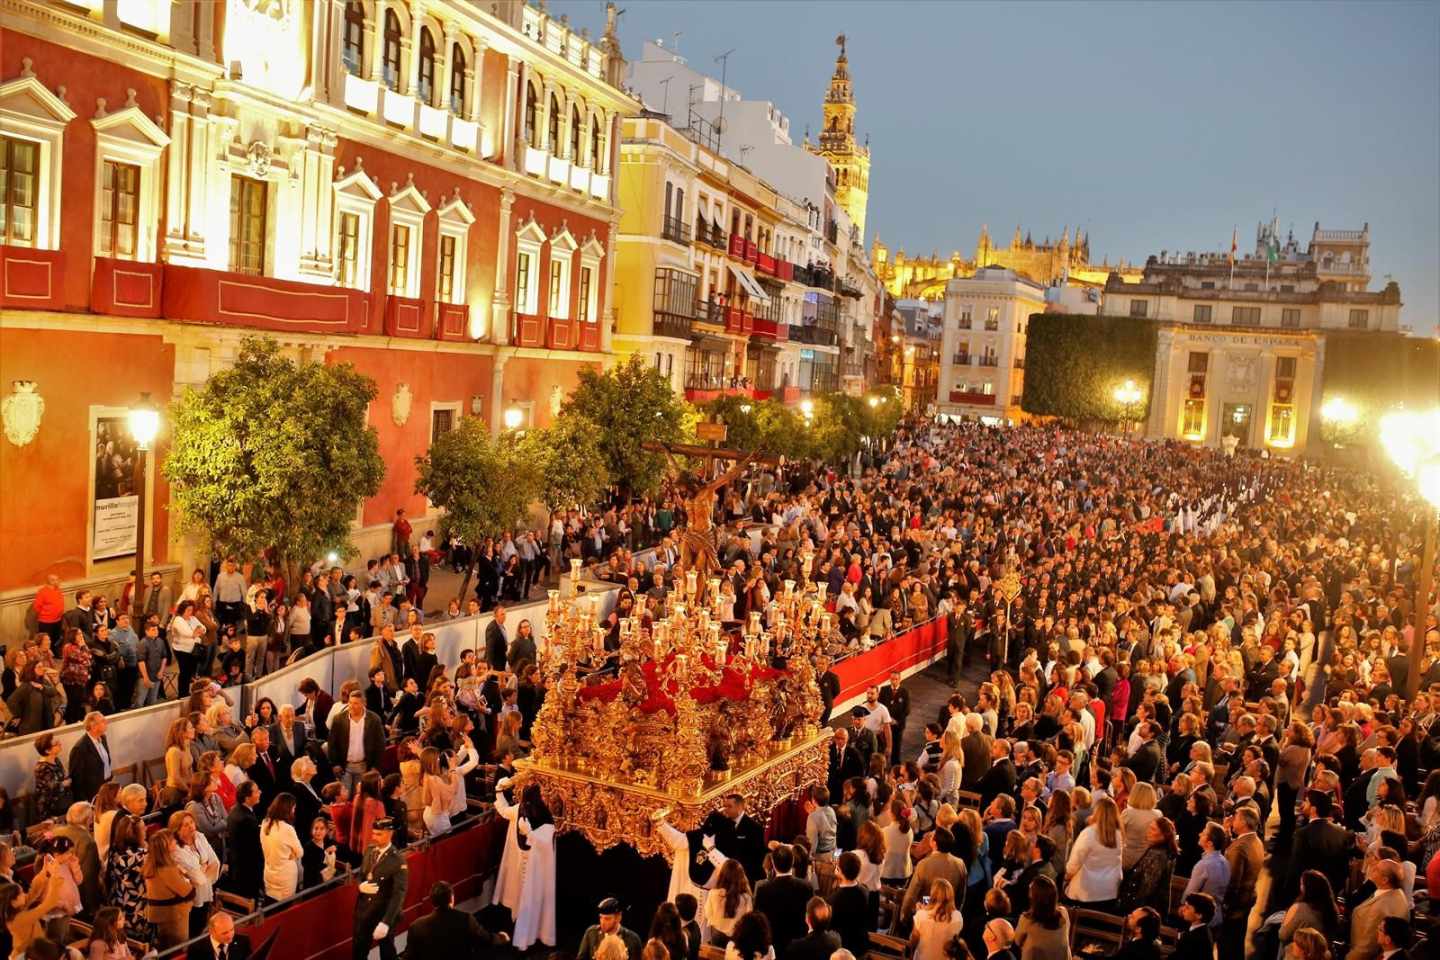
551,0,1440,335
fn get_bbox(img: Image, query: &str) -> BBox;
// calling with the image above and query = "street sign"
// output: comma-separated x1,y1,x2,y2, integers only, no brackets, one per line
695,421,729,442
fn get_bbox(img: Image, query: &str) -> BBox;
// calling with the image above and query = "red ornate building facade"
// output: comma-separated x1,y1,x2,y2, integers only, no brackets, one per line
0,0,637,619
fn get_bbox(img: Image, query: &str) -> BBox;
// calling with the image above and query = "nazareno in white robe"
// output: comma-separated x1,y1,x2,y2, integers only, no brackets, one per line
658,819,726,938
511,816,557,950
490,790,524,917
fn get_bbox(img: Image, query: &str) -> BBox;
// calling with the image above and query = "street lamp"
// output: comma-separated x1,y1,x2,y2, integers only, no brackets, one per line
867,395,879,408
1379,409,1440,704
1113,379,1144,434
127,393,160,618
503,405,524,432
1320,394,1360,448
800,398,814,421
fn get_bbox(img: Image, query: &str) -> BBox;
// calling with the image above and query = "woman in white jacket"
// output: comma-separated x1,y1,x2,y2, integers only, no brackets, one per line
1065,796,1122,905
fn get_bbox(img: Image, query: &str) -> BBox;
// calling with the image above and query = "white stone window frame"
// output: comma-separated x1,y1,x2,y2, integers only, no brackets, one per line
579,233,604,325
0,71,76,250
548,224,577,321
514,216,546,315
91,105,170,263
332,165,383,292
434,192,474,305
386,179,430,298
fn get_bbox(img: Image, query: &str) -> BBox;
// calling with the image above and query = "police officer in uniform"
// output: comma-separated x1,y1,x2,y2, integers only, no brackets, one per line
353,818,408,960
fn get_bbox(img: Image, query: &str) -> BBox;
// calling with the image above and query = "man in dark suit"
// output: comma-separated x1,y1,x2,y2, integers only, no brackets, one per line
247,726,280,810
326,690,385,787
827,728,864,802
365,668,395,720
186,912,252,960
878,670,911,765
1174,894,1217,960
1285,790,1354,897
698,793,767,882
786,896,841,960
224,781,264,898
959,714,993,790
752,844,812,956
270,706,309,787
827,852,871,957
1124,722,1165,784
68,711,112,803
975,739,1017,808
353,818,408,960
403,880,504,957
485,605,508,671
816,656,841,725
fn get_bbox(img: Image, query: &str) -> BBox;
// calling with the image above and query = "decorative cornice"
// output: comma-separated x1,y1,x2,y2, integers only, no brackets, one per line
1,0,223,84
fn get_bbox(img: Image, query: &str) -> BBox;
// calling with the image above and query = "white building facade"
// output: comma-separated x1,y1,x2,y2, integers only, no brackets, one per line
938,268,1046,423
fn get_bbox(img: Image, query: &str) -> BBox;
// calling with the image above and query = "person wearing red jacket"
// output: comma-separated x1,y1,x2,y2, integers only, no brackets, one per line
32,574,65,646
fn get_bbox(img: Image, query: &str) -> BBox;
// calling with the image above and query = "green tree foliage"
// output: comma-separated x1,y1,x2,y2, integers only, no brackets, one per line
415,416,538,600
517,412,610,513
561,355,689,497
1317,331,1440,441
164,337,384,584
700,396,811,459
1021,314,1158,422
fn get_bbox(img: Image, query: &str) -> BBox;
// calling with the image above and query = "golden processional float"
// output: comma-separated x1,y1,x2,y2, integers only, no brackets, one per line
514,557,834,859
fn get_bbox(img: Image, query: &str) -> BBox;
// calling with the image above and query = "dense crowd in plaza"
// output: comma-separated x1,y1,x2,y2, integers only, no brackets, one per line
1,419,1437,960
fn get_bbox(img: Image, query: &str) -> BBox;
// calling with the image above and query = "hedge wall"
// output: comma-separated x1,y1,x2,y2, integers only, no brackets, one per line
1320,330,1440,415
1021,314,1158,421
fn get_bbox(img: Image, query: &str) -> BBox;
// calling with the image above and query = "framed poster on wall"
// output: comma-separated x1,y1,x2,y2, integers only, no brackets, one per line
92,415,139,560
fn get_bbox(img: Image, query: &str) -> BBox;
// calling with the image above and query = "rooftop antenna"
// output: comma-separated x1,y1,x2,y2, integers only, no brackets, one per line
714,48,735,140
671,31,683,55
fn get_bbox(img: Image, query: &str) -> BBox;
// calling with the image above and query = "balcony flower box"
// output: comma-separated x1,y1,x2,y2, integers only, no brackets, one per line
435,301,470,341
92,257,163,318
728,234,747,258
162,264,370,335
0,245,66,312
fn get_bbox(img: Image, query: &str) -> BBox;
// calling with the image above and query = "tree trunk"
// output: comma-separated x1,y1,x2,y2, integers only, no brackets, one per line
455,559,475,606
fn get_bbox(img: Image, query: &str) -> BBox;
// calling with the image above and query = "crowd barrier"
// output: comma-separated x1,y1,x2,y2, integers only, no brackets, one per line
832,617,946,713
0,582,621,800
161,813,507,960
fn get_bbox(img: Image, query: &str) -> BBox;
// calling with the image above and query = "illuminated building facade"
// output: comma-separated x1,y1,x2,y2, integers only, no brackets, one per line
937,268,1047,423
809,35,870,241
0,0,636,625
1102,220,1403,454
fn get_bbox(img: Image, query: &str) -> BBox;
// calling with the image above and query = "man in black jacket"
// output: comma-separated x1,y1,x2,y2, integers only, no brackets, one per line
224,781,264,898
247,726,281,811
878,671,911,765
403,881,504,957
698,794,767,882
785,897,841,960
816,656,841,724
485,605,508,671
975,739,1017,808
327,691,385,788
1123,722,1165,784
67,712,112,803
826,852,870,957
752,844,812,957
185,913,252,960
827,728,864,802
1173,894,1216,960
1285,790,1354,897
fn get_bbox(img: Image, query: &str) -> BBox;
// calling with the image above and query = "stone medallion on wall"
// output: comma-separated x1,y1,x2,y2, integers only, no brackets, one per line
2,380,45,446
391,383,413,427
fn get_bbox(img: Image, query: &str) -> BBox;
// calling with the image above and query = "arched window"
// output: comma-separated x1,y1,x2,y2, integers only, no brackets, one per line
382,9,402,90
548,93,562,157
591,113,606,174
417,27,436,105
524,82,539,147
449,44,466,113
342,1,365,76
570,104,582,163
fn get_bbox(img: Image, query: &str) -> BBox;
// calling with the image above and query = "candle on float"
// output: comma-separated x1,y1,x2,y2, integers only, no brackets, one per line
708,577,721,600
593,627,606,657
820,613,832,635
570,558,582,583
686,569,698,596
713,639,727,666
816,583,828,602
784,579,795,597
748,611,762,635
675,602,687,621
548,589,560,612
674,653,688,684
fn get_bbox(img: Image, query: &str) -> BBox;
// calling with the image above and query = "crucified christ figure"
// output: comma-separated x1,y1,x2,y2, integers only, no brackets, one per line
664,447,757,587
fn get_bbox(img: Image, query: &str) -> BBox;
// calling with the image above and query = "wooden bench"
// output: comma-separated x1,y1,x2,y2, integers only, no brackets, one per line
956,790,982,811
865,931,909,960
1168,874,1190,918
1070,907,1126,955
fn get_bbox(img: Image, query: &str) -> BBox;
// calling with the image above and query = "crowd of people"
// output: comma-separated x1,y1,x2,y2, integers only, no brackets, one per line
0,419,1437,960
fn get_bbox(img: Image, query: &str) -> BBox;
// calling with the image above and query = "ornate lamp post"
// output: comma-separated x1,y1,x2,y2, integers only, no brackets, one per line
1379,409,1440,703
127,393,160,614
1113,379,1144,435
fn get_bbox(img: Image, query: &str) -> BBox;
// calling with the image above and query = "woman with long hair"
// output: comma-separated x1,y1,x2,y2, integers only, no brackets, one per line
705,859,752,946
261,793,303,902
852,819,887,892
1041,790,1072,877
1065,796,1122,907
939,730,964,806
1014,875,1070,960
420,747,460,837
881,794,914,885
104,814,152,946
87,905,133,960
648,901,688,960
169,808,221,938
1118,816,1178,913
163,716,196,792
909,878,962,960
725,911,772,960
1280,870,1340,946
142,829,194,949
347,772,386,863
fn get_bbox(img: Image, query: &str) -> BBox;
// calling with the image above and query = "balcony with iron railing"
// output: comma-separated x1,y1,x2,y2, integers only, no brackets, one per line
788,323,838,347
695,220,727,250
698,298,727,327
978,356,999,367
984,320,999,331
952,353,971,365
653,308,696,341
661,215,692,246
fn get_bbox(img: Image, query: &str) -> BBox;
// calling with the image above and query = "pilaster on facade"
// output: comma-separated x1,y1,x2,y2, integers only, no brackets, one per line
491,188,517,346
298,124,340,280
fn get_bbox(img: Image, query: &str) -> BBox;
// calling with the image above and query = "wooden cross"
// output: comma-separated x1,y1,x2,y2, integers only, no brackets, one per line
642,439,780,482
